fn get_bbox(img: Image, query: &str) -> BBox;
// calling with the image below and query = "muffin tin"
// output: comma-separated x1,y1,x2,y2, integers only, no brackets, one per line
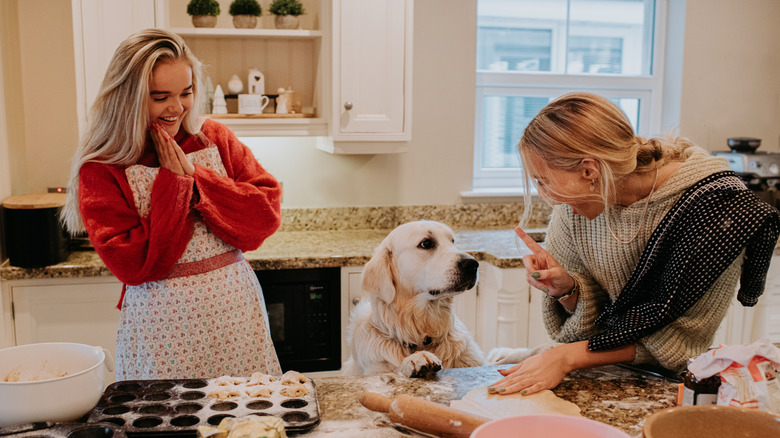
0,422,125,438
85,377,320,434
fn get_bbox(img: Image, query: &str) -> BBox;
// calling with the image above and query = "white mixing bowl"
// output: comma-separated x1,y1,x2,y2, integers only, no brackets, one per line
0,342,114,427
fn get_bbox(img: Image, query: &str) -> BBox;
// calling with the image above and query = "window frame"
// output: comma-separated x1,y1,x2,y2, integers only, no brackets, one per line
471,0,668,192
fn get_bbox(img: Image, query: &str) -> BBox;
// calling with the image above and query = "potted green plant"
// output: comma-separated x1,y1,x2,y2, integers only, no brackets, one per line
269,0,305,29
186,0,220,28
229,0,262,29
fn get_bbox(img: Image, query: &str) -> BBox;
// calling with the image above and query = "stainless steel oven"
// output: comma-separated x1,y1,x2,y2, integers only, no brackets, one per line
255,268,341,373
713,149,780,210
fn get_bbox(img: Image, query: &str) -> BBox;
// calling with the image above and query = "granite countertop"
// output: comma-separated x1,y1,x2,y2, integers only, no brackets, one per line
0,229,541,281
307,364,679,438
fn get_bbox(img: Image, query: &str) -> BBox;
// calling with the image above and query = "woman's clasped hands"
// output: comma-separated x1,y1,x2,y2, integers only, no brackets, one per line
150,122,194,177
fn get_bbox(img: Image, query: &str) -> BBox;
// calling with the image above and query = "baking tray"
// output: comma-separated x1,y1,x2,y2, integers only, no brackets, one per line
0,422,126,438
85,377,320,435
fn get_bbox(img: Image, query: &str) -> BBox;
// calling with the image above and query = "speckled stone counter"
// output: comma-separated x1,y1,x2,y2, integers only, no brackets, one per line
306,364,678,437
0,228,544,280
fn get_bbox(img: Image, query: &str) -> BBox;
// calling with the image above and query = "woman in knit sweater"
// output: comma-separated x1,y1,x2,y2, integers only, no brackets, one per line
488,93,779,396
61,29,283,380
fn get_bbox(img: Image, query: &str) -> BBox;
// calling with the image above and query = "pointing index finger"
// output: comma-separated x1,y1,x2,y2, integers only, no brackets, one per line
515,227,546,255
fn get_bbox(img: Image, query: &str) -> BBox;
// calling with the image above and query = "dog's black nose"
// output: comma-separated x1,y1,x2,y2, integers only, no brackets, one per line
458,257,479,275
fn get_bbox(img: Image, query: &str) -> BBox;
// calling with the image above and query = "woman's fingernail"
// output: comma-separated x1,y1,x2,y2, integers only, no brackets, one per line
541,286,549,294
531,272,541,279
487,385,495,393
520,389,527,395
498,388,507,393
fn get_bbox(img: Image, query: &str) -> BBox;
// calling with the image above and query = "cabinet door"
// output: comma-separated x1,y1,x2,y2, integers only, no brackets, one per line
331,0,412,142
477,264,531,352
74,0,156,127
10,277,122,384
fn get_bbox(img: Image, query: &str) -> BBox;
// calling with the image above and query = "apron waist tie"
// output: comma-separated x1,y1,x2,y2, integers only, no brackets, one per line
166,249,245,279
117,249,245,309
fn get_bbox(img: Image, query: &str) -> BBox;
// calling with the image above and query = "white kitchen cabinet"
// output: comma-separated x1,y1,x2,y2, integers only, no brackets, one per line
1,276,122,384
323,0,413,151
73,0,327,137
475,263,539,353
748,254,780,343
72,0,157,135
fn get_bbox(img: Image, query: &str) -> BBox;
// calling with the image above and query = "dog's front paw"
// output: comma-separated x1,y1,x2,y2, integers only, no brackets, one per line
397,351,442,378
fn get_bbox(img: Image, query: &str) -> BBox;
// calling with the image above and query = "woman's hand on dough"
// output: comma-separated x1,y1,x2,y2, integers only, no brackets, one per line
488,343,574,396
516,227,575,298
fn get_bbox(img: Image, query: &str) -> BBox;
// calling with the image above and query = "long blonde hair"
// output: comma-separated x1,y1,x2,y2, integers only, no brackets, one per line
517,92,693,226
61,28,204,234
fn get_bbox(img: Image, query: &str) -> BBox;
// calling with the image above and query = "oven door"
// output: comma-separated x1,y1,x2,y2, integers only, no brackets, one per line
257,268,342,373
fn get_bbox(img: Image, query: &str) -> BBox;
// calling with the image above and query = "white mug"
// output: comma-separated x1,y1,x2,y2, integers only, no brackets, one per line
238,94,270,115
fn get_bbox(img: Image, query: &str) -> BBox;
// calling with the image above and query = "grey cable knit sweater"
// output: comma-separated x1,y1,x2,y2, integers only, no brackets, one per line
542,147,742,372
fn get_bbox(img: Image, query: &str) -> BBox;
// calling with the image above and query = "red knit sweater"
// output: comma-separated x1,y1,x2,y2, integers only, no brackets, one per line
79,119,281,299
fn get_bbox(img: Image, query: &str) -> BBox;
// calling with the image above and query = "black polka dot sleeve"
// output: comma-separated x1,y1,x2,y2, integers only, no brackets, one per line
589,171,780,351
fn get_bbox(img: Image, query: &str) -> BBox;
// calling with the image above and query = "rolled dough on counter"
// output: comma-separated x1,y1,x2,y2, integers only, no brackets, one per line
450,386,582,420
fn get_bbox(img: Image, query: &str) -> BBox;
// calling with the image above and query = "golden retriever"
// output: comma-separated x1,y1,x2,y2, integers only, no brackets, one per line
342,220,485,377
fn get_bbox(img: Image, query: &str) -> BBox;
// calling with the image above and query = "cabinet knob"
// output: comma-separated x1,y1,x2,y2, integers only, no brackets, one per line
344,101,353,110
352,297,361,305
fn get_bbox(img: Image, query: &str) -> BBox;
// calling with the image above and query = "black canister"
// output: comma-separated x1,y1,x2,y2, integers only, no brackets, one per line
2,193,69,268
682,360,721,406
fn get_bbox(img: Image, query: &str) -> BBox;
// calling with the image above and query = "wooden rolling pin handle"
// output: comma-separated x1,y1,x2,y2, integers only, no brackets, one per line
360,392,393,413
360,392,488,438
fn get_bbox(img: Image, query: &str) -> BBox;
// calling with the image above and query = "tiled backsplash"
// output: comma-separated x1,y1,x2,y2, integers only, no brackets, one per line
279,201,552,232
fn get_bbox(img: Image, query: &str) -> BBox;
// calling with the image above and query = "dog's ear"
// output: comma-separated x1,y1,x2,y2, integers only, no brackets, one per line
362,247,397,303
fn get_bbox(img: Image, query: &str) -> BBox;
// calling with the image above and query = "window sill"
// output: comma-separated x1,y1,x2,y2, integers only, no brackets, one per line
460,188,525,203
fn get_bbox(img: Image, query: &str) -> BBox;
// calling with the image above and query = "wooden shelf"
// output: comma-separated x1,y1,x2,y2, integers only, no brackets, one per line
207,113,315,119
170,27,322,39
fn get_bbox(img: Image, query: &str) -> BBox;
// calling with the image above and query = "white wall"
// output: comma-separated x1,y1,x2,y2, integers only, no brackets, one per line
246,0,478,208
2,0,780,208
680,0,780,153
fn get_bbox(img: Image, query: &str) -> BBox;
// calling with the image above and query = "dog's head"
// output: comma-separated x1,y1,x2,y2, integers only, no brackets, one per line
362,220,479,304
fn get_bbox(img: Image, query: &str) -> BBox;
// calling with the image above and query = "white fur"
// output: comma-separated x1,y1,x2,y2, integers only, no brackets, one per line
342,220,485,377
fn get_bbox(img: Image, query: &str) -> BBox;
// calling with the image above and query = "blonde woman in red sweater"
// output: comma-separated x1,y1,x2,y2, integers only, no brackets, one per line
61,29,282,380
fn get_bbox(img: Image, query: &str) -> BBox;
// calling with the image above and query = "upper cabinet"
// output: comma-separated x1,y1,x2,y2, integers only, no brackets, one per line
72,0,413,148
328,0,413,145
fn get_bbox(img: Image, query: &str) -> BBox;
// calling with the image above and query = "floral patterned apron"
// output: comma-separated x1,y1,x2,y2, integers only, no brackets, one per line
115,134,281,380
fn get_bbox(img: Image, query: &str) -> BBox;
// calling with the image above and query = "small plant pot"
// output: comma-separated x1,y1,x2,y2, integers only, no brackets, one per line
233,15,258,29
191,15,217,28
274,15,299,29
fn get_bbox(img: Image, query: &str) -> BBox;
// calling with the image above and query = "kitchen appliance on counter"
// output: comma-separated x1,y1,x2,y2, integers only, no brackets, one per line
713,137,780,209
255,268,341,373
1,193,69,268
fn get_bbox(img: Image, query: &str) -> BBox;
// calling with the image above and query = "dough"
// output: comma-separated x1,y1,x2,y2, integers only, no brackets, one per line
197,415,287,438
245,386,272,398
279,383,308,397
208,388,243,400
247,372,276,386
214,375,243,386
449,386,582,419
281,370,307,385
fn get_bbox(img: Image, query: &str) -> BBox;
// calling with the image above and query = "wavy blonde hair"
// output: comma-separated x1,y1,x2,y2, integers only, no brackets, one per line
61,29,204,234
518,92,693,227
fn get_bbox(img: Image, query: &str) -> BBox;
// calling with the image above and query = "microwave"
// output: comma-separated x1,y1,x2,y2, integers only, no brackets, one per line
255,267,342,373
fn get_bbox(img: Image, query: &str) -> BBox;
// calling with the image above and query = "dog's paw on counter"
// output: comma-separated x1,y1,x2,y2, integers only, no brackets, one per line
397,351,443,379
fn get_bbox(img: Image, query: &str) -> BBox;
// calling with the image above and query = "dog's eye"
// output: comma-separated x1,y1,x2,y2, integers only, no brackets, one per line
418,238,436,250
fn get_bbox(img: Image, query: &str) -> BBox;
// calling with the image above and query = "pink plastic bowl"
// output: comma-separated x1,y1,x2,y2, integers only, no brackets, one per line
470,414,631,438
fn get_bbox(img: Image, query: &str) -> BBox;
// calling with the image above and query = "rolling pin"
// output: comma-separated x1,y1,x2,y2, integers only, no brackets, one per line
360,392,488,438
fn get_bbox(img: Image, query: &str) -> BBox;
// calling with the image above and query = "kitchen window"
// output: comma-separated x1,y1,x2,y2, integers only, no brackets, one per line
472,0,667,192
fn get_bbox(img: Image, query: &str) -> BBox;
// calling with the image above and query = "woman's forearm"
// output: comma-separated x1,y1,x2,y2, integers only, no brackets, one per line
562,340,637,372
